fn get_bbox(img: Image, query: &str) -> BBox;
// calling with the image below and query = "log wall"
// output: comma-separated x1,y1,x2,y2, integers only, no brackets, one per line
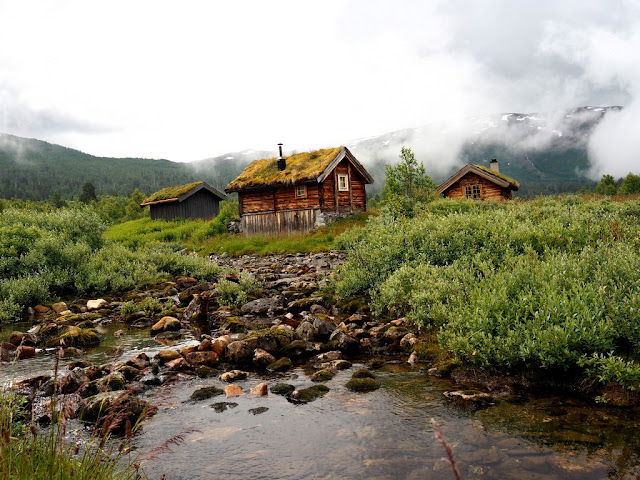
442,173,513,201
241,208,320,235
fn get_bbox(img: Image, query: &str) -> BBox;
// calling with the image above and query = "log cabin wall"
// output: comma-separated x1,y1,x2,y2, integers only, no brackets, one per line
150,189,221,220
320,160,367,213
442,172,512,201
241,208,320,235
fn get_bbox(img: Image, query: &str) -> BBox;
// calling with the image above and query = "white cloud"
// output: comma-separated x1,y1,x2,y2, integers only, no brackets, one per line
0,0,638,165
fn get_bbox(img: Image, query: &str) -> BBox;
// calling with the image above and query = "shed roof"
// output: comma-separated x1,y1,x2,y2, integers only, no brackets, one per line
141,181,227,206
225,146,374,193
437,163,519,194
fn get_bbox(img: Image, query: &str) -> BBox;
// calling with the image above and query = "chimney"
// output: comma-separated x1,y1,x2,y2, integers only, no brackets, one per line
490,158,499,173
277,143,286,171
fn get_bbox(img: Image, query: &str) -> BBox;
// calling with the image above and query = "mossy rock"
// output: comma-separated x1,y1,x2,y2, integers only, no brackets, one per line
345,378,380,392
190,386,224,401
222,317,248,334
267,357,293,372
432,359,461,377
211,402,238,413
48,327,102,348
289,385,330,403
311,369,335,382
195,366,218,378
100,372,127,391
352,368,375,379
270,383,295,396
284,340,308,356
367,358,386,370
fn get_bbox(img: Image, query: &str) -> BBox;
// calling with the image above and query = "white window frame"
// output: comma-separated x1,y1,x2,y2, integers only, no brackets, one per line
337,174,349,191
296,184,307,198
465,184,482,200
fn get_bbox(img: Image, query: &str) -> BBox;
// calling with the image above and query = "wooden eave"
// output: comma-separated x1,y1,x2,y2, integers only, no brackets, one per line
437,164,519,194
316,148,374,185
141,182,227,206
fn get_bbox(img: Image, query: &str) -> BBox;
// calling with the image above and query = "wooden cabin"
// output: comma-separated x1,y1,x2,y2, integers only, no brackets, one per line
225,146,374,235
437,160,519,200
141,181,227,220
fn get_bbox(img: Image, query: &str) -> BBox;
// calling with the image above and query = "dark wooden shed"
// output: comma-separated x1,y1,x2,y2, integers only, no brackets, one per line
225,146,374,235
141,181,227,220
438,160,519,201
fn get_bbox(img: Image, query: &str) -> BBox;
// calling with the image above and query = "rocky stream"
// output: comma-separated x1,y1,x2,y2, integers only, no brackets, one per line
2,252,640,479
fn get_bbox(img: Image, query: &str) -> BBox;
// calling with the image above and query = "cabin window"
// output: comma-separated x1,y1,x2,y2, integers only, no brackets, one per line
338,174,349,191
465,184,481,200
296,185,307,198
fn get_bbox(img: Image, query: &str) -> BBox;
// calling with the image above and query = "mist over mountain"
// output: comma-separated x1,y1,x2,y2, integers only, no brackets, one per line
0,106,624,200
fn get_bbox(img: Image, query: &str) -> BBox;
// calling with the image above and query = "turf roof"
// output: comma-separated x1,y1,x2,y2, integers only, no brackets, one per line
472,164,520,188
226,147,344,191
142,182,204,205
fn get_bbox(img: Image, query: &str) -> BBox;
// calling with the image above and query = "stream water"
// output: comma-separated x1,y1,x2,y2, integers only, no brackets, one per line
2,323,640,479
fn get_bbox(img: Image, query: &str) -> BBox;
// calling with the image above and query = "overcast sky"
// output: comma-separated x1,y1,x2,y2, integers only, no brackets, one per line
1,0,639,167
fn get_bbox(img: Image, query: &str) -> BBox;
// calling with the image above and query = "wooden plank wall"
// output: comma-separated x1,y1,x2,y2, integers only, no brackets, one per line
241,208,320,235
442,173,512,201
320,161,367,213
241,185,321,214
150,190,220,220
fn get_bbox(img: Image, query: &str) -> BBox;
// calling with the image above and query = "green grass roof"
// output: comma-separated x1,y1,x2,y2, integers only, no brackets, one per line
142,182,203,204
473,164,520,188
226,147,344,191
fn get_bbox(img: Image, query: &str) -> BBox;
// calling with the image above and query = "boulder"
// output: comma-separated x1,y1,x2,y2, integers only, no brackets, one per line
9,331,38,347
345,377,380,392
253,348,276,368
249,382,268,397
267,357,292,372
270,383,295,396
16,345,36,359
190,386,224,401
289,385,329,404
225,334,279,364
311,369,335,382
79,391,155,434
59,368,90,394
295,321,316,342
52,302,69,314
185,351,219,367
328,329,359,354
220,370,248,382
156,349,181,364
211,335,231,357
150,316,181,335
400,333,418,351
224,384,244,397
312,316,335,341
86,299,109,311
34,304,51,314
240,297,284,316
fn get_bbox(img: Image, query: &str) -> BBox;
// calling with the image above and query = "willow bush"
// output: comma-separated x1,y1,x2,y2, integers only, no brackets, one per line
335,196,640,389
0,206,220,322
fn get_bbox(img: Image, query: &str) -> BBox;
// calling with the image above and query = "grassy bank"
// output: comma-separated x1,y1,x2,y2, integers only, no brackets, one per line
105,211,372,255
334,196,640,391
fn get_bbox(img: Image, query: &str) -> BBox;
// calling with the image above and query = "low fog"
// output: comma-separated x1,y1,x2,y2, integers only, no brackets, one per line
0,1,638,178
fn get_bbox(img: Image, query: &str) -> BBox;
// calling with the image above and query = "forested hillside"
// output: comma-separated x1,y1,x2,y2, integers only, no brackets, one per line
0,134,255,200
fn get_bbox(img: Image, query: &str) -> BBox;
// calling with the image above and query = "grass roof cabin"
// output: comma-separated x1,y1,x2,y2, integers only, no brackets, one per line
226,145,374,235
438,159,519,201
141,181,227,220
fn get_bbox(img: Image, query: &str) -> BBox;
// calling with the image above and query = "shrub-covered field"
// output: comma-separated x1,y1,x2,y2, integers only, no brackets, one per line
0,206,220,323
335,196,640,389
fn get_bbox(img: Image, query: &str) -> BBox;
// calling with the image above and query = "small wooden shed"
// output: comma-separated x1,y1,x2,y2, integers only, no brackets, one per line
438,160,519,200
225,146,374,235
141,181,227,220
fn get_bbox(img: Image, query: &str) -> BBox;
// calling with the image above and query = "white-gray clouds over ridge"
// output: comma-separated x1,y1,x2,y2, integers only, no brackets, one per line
0,0,638,176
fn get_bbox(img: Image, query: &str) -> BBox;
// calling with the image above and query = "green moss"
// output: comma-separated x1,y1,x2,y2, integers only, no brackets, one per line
268,357,293,372
345,377,380,392
270,383,295,396
290,385,330,403
190,386,224,401
142,182,203,204
311,369,335,382
227,147,343,191
472,164,520,188
352,368,375,379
